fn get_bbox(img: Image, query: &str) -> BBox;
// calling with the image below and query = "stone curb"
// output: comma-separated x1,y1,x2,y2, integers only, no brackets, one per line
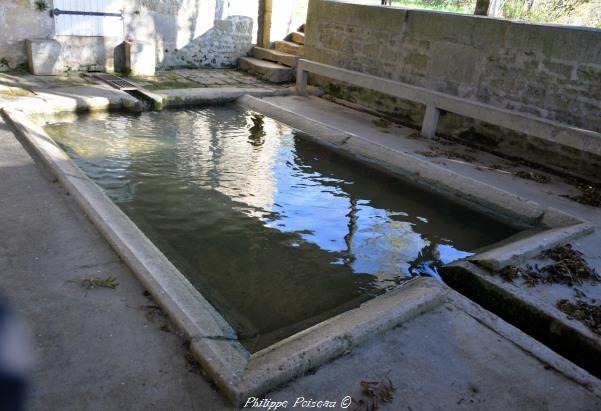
158,87,292,108
445,286,601,397
443,260,601,380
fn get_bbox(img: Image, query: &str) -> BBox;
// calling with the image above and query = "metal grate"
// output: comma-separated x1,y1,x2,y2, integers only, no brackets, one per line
86,73,138,91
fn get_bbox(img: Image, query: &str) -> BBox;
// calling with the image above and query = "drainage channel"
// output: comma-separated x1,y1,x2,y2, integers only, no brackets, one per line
83,72,163,110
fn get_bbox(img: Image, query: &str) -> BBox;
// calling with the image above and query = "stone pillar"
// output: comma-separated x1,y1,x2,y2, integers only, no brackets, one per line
25,39,64,75
258,0,273,48
474,0,490,15
474,0,502,16
124,40,156,76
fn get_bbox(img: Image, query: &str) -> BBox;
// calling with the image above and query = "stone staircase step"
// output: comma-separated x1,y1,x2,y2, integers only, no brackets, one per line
252,47,299,68
238,57,293,83
290,32,305,45
274,40,304,57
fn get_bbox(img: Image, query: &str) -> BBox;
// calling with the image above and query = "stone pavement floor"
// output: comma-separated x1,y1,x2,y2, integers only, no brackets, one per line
129,69,285,90
0,68,287,94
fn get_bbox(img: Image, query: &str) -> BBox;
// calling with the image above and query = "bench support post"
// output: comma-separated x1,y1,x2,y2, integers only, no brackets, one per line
296,66,308,96
421,105,440,138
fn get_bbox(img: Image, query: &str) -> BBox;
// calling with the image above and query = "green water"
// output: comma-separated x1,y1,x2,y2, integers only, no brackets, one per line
45,105,518,351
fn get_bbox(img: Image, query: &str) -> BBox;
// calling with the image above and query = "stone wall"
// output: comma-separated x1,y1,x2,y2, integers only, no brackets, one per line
0,0,259,71
305,0,601,178
124,0,259,69
0,0,55,71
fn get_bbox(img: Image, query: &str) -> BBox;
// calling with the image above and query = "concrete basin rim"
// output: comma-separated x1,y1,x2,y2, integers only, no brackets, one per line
0,106,445,405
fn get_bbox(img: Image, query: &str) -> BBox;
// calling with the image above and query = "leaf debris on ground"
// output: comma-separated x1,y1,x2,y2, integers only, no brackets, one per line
513,170,550,184
565,183,601,207
353,376,395,410
372,117,392,128
75,276,119,290
541,244,600,286
416,146,476,163
497,244,599,287
557,299,601,335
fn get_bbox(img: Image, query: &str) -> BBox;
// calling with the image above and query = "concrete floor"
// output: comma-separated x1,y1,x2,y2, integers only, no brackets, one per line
0,120,231,410
1,75,601,410
272,301,601,410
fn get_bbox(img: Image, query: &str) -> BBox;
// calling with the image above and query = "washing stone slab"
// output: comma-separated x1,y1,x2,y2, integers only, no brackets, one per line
0,85,141,116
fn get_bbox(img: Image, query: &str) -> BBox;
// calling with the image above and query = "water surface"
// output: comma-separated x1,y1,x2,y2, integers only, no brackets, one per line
45,106,518,351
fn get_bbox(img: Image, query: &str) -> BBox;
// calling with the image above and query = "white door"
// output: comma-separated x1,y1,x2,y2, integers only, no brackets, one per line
54,0,124,37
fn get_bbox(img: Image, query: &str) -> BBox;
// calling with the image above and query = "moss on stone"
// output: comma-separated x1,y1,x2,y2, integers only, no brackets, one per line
405,53,428,70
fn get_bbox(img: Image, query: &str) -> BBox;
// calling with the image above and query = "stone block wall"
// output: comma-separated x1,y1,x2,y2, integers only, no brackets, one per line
305,0,601,179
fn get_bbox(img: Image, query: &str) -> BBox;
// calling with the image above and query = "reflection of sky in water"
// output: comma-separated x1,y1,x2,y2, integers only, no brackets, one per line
262,135,473,281
47,109,504,287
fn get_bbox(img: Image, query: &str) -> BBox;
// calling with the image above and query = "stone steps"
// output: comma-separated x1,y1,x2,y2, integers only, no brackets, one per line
238,25,305,84
238,57,294,83
252,47,299,68
274,40,304,57
290,32,305,45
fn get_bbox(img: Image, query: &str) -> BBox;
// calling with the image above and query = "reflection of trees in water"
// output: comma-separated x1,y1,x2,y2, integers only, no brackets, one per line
247,114,266,148
408,241,442,280
343,198,359,264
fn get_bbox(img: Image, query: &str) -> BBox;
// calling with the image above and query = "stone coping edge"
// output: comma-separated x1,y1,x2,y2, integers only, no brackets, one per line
443,260,601,383
1,107,446,405
158,87,293,108
445,286,601,397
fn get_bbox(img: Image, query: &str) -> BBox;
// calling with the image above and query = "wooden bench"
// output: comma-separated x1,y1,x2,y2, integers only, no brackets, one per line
296,59,601,157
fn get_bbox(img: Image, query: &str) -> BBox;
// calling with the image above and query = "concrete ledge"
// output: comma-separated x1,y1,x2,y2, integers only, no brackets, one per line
443,260,601,379
229,277,445,401
1,106,447,405
0,85,141,116
470,222,594,271
158,87,293,108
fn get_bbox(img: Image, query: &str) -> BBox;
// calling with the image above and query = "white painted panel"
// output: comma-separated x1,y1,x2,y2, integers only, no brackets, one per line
53,0,123,37
102,0,124,37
